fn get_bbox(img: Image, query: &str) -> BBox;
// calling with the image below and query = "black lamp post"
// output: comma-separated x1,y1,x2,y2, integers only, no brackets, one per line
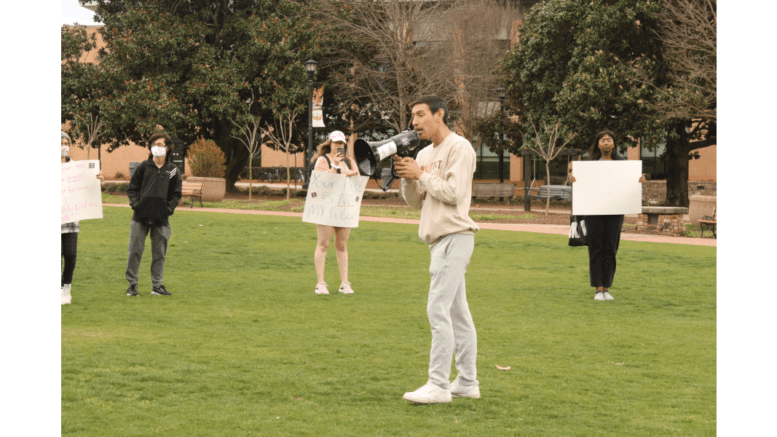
496,87,506,184
303,59,317,190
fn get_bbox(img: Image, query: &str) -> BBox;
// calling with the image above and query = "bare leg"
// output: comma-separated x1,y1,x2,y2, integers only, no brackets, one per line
315,225,335,283
333,227,351,283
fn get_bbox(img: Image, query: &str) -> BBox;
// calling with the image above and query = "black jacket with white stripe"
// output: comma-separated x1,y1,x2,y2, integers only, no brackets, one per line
127,158,183,226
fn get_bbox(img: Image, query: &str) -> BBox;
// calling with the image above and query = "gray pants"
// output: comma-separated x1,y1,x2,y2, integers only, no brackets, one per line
125,220,171,288
427,233,477,389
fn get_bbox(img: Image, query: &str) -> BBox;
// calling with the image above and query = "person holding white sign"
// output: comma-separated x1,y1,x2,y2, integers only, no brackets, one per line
569,130,646,301
310,130,360,295
395,96,480,404
61,131,103,305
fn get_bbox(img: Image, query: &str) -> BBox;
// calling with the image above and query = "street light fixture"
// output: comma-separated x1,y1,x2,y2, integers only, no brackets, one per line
303,59,317,190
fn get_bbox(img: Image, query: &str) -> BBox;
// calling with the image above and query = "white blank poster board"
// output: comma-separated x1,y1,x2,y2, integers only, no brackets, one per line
572,161,642,215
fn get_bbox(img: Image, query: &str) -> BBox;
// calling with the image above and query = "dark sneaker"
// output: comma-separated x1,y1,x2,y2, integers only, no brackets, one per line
152,285,172,296
127,284,139,296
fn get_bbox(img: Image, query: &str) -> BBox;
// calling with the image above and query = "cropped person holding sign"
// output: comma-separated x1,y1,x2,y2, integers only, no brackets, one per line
125,132,182,297
569,130,646,301
395,96,480,404
61,131,104,305
310,130,360,295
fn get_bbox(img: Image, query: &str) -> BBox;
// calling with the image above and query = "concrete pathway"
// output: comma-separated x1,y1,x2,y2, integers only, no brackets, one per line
104,203,716,247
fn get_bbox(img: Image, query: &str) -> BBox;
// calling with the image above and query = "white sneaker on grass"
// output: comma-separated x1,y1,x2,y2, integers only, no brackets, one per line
338,282,354,294
594,291,606,301
603,291,614,300
450,379,480,399
61,284,72,305
314,283,329,295
403,382,451,404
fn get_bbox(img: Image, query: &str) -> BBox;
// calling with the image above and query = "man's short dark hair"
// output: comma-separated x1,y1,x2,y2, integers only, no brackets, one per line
147,132,172,149
409,96,448,124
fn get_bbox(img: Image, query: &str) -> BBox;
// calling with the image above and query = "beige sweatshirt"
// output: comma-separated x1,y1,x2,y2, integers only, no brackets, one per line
400,132,479,246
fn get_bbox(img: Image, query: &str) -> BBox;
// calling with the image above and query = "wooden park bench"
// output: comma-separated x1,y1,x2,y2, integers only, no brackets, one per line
526,185,572,202
698,206,716,239
472,182,516,204
181,181,204,208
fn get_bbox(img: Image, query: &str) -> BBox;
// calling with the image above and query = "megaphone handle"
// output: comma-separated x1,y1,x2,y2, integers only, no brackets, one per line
391,161,399,179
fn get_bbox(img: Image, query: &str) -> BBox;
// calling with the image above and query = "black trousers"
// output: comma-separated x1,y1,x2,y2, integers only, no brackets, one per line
586,215,624,288
61,233,78,286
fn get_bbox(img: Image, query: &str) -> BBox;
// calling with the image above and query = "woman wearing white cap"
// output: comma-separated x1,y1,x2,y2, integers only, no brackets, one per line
61,131,103,305
310,130,360,295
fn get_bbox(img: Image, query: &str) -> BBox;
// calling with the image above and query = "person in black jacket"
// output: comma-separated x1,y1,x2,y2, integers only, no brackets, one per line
125,132,183,296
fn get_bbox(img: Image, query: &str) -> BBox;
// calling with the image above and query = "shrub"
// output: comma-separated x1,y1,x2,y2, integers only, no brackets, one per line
188,138,226,178
114,172,125,180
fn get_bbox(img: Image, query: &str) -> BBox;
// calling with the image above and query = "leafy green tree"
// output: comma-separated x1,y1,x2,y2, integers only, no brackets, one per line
76,0,322,189
61,24,107,159
499,0,713,206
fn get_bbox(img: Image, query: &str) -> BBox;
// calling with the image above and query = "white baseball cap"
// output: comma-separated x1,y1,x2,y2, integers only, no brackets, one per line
329,131,347,143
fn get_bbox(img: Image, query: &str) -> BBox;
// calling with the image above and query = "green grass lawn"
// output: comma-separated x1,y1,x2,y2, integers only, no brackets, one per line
62,206,716,436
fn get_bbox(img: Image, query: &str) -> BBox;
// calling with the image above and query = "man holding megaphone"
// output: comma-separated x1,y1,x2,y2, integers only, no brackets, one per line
394,96,481,404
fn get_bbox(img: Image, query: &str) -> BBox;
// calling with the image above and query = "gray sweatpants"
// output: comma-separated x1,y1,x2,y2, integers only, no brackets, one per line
427,233,477,390
125,220,171,288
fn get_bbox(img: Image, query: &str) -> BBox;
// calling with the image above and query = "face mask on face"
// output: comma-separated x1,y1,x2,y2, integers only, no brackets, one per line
151,146,167,157
61,146,70,157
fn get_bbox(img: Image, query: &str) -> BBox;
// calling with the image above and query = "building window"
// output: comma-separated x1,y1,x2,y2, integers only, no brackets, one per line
474,142,511,180
641,137,667,180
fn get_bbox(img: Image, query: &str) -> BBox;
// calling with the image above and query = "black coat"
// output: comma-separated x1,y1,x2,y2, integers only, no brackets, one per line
127,158,183,225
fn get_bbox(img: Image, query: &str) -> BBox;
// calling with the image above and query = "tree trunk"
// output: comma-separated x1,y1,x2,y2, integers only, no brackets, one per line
248,154,253,202
225,143,248,192
664,124,691,207
545,161,551,216
286,151,291,200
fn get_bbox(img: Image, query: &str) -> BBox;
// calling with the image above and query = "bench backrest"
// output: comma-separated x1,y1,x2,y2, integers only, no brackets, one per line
472,183,515,197
182,182,204,192
536,185,572,200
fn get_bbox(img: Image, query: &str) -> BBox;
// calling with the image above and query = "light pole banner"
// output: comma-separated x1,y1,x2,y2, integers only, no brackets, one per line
571,160,642,215
312,83,325,128
302,171,369,228
61,160,103,224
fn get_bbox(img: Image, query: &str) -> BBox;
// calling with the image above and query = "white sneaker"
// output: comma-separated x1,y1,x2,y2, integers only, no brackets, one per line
61,284,72,305
338,282,355,294
403,382,452,404
314,283,329,295
450,379,480,399
594,291,605,301
603,291,614,300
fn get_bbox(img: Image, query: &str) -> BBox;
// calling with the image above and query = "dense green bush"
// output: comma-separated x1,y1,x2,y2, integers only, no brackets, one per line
188,138,226,178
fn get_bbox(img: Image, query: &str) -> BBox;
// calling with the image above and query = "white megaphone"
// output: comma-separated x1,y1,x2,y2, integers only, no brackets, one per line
354,130,421,191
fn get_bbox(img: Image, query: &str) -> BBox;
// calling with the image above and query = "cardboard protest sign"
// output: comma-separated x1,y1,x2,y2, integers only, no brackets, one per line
571,161,642,216
61,160,103,224
302,171,369,228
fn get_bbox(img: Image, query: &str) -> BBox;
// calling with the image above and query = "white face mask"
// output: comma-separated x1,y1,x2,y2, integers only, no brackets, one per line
61,146,70,157
151,146,167,157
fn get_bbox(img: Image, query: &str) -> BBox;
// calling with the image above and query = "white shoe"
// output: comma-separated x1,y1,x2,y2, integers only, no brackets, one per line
61,284,72,305
603,291,614,300
314,283,329,295
594,291,605,301
403,382,452,404
450,379,480,399
338,282,355,294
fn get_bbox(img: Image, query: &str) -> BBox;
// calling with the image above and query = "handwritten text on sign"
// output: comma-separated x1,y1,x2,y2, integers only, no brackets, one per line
61,160,103,224
302,171,368,228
